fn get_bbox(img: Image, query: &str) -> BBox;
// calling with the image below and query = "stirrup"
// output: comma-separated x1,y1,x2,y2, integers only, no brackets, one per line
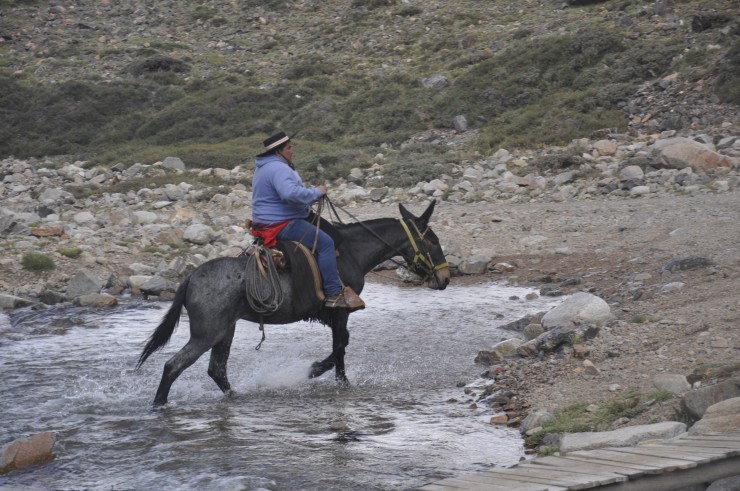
342,286,365,312
324,294,347,309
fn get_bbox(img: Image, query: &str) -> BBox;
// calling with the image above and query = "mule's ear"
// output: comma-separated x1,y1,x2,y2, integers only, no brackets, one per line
419,199,436,225
398,203,415,221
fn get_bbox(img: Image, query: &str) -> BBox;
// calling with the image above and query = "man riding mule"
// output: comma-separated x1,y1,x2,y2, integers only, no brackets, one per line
135,134,451,406
251,131,358,309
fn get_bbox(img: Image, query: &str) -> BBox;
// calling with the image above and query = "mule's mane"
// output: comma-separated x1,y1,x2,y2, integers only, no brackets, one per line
332,217,396,231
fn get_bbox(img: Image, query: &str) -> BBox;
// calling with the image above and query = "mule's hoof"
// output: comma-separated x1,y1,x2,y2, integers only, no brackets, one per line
309,361,333,379
152,399,168,408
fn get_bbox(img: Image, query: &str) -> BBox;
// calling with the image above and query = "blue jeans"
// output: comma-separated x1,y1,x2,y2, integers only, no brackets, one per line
277,219,343,297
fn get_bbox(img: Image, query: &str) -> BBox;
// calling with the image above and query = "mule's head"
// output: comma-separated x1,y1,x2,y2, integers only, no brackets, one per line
398,200,450,290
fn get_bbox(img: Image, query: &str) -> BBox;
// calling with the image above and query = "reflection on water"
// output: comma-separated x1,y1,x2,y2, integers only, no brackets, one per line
0,280,562,490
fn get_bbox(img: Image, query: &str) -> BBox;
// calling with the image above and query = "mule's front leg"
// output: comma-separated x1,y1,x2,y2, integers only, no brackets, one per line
309,356,335,379
332,324,349,384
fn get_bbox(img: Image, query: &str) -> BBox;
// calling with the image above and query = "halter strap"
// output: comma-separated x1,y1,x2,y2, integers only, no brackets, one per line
400,220,449,278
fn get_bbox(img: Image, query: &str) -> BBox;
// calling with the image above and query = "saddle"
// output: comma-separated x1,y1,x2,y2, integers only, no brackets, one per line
240,241,364,313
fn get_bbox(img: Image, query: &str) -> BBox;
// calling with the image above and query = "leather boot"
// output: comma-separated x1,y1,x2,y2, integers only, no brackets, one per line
342,286,365,312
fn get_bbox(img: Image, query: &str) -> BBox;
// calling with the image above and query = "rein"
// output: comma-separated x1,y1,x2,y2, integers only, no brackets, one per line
324,198,447,285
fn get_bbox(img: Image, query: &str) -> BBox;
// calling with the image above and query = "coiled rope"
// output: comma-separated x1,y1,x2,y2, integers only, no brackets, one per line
245,245,284,349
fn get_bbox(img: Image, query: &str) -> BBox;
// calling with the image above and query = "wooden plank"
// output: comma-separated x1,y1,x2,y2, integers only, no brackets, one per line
581,456,740,491
680,432,740,440
670,439,740,450
557,456,662,474
635,444,731,459
567,449,698,471
607,446,717,464
418,434,740,491
455,474,554,490
658,442,740,456
424,475,551,491
674,437,740,448
417,484,460,491
669,443,740,454
556,453,662,473
671,437,740,445
514,461,627,488
646,442,735,452
468,468,580,488
531,455,648,479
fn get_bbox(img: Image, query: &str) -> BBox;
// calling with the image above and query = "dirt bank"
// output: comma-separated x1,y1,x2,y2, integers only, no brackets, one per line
355,190,739,434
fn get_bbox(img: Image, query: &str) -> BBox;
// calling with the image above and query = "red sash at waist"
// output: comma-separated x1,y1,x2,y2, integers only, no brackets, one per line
250,220,290,248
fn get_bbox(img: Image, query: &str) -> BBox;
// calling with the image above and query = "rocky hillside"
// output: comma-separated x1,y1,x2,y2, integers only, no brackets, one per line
0,0,738,174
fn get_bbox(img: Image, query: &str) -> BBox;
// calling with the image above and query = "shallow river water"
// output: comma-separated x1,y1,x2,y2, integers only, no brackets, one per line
0,280,562,491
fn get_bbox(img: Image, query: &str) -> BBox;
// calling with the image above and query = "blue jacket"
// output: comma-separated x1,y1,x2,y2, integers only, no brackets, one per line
251,154,323,224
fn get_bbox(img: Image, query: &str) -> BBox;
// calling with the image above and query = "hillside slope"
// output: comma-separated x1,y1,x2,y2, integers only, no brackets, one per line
0,0,738,174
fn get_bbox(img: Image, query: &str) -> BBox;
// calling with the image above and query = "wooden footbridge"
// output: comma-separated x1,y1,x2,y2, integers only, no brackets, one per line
419,432,740,491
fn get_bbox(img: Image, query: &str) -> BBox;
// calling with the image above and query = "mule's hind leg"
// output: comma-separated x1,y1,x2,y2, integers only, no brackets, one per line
154,339,210,406
208,322,236,397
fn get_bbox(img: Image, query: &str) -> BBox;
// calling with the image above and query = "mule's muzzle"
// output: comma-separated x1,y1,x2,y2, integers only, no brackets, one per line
428,268,451,290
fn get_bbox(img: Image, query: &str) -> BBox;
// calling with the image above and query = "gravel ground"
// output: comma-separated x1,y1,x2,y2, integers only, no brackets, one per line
354,190,740,428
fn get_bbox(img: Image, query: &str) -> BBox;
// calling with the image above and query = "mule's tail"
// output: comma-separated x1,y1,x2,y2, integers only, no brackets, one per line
136,275,190,369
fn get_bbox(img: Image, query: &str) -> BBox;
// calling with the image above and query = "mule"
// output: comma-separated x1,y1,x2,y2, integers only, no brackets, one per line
136,200,450,405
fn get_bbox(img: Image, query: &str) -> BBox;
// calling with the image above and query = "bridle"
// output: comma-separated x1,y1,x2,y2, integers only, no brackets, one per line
399,219,448,284
317,197,448,286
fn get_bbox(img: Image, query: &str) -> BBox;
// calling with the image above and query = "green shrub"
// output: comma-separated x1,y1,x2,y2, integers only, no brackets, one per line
21,252,56,272
716,35,740,104
379,144,455,187
57,247,83,259
525,390,674,449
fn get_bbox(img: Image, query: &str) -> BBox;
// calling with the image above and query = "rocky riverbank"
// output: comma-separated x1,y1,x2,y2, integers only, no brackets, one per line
1,127,740,456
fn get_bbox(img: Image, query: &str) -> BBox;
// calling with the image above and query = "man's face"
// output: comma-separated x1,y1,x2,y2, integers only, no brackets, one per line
278,143,294,163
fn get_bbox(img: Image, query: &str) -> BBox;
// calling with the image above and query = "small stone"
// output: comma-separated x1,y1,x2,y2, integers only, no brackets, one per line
583,359,601,375
573,344,590,358
1,432,55,473
31,226,65,237
489,414,508,425
710,338,730,349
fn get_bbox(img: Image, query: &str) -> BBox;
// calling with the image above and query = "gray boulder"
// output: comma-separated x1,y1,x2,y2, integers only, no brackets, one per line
542,292,612,329
520,408,555,434
499,312,545,332
458,256,489,275
1,432,55,474
66,270,105,299
183,223,216,245
651,137,733,171
681,376,740,421
706,476,740,491
560,422,687,454
689,397,740,436
518,324,600,357
422,75,449,90
140,276,178,298
162,156,186,170
652,373,691,394
475,338,525,365
73,293,118,308
0,293,36,310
